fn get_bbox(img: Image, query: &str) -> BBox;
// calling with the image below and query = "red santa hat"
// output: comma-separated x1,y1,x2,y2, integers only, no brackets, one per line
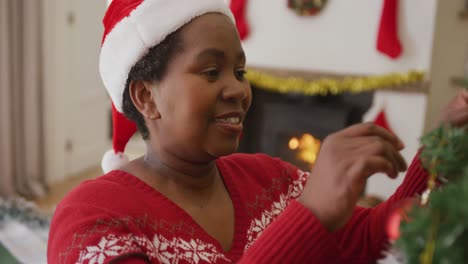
100,0,235,173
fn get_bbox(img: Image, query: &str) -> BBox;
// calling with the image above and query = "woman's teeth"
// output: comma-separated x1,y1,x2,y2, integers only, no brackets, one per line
216,117,240,124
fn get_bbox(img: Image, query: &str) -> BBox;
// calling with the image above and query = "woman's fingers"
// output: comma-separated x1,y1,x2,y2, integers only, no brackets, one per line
373,139,405,171
444,106,468,127
452,90,468,107
437,90,468,127
342,122,405,150
350,156,396,181
348,135,408,175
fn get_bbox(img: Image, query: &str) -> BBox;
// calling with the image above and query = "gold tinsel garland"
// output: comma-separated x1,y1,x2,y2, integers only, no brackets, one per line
245,70,425,96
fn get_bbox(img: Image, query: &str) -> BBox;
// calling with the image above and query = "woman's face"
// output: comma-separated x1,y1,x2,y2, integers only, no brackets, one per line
151,13,252,162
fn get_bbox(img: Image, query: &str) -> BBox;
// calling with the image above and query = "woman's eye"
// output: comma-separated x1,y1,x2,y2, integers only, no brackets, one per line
203,69,219,79
236,69,247,80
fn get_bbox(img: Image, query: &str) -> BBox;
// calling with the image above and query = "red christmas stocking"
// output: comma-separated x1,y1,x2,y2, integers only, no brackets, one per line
230,0,250,40
373,109,393,133
376,0,402,59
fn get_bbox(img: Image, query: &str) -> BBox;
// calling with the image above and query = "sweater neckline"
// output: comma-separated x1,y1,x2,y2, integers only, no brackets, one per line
111,156,247,258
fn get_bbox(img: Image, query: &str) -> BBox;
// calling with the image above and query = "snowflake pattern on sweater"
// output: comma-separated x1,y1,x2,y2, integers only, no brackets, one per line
244,169,308,250
77,233,230,264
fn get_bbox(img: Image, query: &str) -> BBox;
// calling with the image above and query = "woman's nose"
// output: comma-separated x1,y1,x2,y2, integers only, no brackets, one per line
221,78,248,102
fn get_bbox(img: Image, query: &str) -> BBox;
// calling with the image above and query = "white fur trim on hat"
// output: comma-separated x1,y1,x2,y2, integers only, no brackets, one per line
101,150,130,173
100,0,235,113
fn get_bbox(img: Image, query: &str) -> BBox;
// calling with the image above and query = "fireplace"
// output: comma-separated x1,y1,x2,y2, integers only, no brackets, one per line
238,85,373,170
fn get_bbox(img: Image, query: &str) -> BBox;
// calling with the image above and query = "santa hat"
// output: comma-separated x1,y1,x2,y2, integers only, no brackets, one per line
100,0,235,173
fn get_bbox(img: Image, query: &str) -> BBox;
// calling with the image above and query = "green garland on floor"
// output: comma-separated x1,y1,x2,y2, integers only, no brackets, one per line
395,101,468,263
0,198,50,229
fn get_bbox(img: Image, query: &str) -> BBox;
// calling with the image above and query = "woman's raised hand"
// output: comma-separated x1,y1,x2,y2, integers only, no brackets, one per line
298,123,407,231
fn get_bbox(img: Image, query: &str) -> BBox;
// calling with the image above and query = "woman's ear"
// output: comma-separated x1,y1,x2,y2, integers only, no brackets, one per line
129,80,161,120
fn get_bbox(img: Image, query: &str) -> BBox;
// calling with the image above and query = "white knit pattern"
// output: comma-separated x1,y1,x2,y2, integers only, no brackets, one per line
77,233,230,264
244,169,309,251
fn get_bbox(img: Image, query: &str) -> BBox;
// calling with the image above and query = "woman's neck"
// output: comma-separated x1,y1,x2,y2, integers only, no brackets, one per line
141,147,221,193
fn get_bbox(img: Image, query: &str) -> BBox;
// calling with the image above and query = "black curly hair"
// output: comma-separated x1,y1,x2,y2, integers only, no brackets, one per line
122,29,183,140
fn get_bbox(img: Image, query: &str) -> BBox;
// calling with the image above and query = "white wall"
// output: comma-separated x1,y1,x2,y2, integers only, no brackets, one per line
242,0,437,74
240,0,438,199
43,0,109,183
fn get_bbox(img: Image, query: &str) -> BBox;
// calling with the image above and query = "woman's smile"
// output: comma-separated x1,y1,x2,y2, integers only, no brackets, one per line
214,111,244,136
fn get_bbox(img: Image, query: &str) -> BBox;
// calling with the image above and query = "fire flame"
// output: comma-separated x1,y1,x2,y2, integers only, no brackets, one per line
288,133,321,165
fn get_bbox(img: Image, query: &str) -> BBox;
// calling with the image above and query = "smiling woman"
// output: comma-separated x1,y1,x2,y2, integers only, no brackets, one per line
46,0,468,263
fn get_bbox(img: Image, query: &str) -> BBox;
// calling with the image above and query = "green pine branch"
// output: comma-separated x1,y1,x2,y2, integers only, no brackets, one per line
396,169,468,263
420,125,468,180
396,119,468,263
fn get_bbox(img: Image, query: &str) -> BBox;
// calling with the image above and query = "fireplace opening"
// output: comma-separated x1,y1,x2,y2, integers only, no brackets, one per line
238,85,373,170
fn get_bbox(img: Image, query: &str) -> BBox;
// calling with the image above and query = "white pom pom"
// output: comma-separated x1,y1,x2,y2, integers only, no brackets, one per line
101,150,129,173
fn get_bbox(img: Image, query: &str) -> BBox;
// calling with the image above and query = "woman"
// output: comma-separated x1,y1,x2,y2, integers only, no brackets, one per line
47,0,468,263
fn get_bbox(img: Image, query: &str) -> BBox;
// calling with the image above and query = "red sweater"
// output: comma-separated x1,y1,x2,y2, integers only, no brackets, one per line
48,153,428,264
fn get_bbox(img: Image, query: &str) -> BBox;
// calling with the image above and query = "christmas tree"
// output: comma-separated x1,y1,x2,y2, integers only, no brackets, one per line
395,89,468,263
